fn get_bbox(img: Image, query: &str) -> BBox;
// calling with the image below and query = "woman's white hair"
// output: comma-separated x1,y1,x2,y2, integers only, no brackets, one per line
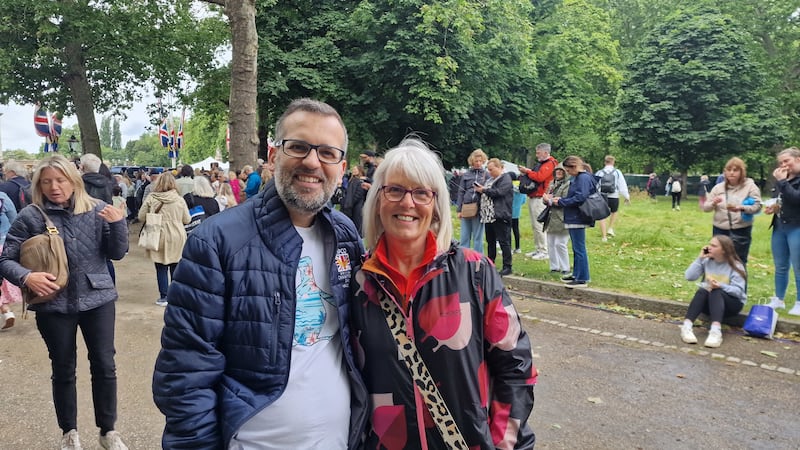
192,176,216,198
362,137,452,253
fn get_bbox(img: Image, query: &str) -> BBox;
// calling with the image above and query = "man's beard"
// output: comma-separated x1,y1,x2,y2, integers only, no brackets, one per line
274,163,335,214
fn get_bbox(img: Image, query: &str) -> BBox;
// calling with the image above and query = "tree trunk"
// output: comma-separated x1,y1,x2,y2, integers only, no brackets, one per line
63,40,101,158
225,0,259,172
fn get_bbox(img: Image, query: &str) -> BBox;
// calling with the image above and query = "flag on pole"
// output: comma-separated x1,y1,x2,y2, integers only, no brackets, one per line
34,105,50,137
159,120,170,148
176,109,184,150
49,112,62,152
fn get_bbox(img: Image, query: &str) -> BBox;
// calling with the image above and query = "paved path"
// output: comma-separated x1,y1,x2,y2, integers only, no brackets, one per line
0,229,796,448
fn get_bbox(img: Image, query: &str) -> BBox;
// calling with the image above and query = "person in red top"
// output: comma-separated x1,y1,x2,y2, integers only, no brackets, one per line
351,137,536,450
518,143,558,260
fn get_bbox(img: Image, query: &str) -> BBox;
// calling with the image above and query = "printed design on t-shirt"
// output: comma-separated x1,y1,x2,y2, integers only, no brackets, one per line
294,256,336,347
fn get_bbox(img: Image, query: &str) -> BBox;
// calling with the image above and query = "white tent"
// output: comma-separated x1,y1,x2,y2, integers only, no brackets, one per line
189,157,229,172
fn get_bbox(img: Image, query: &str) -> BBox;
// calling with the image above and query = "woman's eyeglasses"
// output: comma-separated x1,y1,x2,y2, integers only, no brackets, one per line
380,185,437,205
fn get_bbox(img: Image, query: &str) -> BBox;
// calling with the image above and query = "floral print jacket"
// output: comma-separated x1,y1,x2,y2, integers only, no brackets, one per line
351,240,537,450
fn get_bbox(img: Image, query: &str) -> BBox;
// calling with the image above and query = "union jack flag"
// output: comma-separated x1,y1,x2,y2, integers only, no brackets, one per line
34,106,50,137
176,109,184,149
159,120,170,148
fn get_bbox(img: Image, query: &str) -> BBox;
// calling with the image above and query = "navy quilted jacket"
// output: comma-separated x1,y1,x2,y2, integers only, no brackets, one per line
0,200,128,313
152,182,368,449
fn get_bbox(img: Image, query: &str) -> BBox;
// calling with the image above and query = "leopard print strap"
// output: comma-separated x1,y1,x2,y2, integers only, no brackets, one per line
378,295,468,449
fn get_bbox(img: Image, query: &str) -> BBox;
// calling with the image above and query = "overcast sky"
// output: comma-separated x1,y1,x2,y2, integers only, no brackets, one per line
0,98,154,156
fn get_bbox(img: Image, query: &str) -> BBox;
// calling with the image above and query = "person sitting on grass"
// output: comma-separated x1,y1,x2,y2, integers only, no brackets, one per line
680,235,746,348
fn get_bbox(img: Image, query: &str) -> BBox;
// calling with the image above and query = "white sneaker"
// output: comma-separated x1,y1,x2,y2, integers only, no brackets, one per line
607,228,615,237
680,324,697,344
513,248,522,254
155,298,168,307
789,303,800,316
532,252,549,260
524,251,538,257
99,431,128,450
767,297,786,309
1,311,15,330
704,329,723,348
61,429,83,450
601,237,608,242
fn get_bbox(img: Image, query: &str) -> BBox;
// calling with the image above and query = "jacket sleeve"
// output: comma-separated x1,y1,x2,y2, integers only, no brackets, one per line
616,169,630,200
0,208,37,286
558,173,592,208
480,260,536,449
744,180,762,214
153,234,228,449
685,258,705,282
485,174,512,199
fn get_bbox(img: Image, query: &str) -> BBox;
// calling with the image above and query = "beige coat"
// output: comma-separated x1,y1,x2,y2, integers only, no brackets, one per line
138,189,190,264
702,177,762,230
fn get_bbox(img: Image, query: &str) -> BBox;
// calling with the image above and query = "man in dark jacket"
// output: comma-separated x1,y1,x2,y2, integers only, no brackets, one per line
79,153,113,203
0,161,31,211
153,99,368,449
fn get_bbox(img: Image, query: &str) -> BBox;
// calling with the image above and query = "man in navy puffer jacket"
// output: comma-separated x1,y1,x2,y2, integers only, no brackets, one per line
153,99,367,449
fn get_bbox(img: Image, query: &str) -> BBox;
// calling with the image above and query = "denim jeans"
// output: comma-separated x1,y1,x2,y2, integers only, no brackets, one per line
155,263,178,299
771,222,800,301
460,217,484,253
36,302,118,433
568,228,590,282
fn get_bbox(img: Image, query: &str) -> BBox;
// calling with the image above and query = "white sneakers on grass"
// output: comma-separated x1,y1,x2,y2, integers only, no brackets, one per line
766,297,800,315
789,303,800,316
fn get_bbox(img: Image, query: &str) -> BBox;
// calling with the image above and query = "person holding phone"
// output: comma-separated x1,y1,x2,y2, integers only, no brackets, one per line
680,235,746,348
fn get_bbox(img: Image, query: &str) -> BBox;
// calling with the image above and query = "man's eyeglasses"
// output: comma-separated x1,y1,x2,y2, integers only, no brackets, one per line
380,185,437,205
279,139,345,164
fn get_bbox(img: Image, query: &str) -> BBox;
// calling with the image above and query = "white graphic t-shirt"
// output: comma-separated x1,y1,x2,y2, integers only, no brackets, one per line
230,222,350,450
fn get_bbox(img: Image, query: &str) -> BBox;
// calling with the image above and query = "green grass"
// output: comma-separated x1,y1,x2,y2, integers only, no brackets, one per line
454,190,793,316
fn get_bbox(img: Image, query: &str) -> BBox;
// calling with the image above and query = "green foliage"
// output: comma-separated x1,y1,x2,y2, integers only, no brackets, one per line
529,0,622,165
614,7,789,174
112,119,122,152
99,117,112,148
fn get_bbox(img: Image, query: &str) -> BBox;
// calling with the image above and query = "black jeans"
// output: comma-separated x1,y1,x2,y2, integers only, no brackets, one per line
486,219,512,270
685,288,743,323
36,301,118,434
712,225,752,265
511,218,521,250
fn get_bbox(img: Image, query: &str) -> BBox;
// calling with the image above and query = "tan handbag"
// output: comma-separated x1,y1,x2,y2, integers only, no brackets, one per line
20,204,69,306
460,202,478,218
138,202,164,251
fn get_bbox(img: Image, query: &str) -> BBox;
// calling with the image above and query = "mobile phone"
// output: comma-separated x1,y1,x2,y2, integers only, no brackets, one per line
702,247,709,255
473,181,481,187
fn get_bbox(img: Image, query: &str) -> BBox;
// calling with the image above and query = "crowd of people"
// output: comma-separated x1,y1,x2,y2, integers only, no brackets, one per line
0,96,798,448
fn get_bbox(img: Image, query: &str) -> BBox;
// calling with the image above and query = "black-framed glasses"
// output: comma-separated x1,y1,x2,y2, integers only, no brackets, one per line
381,185,437,205
279,139,345,164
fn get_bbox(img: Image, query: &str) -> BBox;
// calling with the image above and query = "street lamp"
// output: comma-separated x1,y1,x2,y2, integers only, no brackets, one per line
68,135,79,155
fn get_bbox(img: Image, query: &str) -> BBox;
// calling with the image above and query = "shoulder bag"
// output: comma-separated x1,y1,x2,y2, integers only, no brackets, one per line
20,204,69,306
138,202,164,251
377,294,469,449
578,176,611,221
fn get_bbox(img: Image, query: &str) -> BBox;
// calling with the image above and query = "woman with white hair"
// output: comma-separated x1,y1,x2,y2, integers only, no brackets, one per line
183,175,220,233
350,138,536,449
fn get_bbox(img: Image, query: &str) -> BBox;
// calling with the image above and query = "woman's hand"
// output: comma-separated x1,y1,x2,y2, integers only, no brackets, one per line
98,205,125,223
773,166,789,181
708,279,721,290
24,272,60,297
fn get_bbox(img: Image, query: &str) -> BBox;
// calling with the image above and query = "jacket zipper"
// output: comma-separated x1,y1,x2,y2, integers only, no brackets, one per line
271,292,281,364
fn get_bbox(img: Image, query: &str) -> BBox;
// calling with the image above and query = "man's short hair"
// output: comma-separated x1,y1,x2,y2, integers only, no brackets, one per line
604,155,616,165
360,150,375,158
535,143,551,153
80,154,102,173
4,161,27,178
274,98,348,154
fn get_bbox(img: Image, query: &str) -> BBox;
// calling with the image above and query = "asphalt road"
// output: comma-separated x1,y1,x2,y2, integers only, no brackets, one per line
0,229,797,449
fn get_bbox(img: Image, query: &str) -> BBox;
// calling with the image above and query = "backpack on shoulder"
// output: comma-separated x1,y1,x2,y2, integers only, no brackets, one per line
671,180,682,193
599,170,616,194
11,179,32,209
